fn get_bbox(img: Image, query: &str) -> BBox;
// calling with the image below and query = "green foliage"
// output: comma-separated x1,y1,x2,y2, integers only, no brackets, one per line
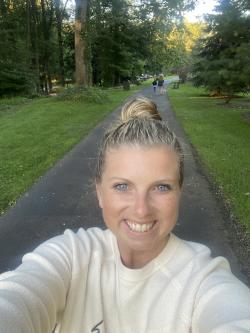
168,82,250,231
0,84,146,213
0,97,32,114
62,22,75,79
0,0,37,96
192,0,250,101
0,65,37,97
56,86,111,103
90,0,144,86
0,0,199,93
166,20,205,75
89,0,197,86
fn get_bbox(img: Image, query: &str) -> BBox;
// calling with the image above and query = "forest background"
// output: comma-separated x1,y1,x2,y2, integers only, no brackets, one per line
0,0,205,94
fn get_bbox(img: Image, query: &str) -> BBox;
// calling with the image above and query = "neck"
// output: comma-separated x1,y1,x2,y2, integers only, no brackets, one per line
117,235,170,269
120,251,153,269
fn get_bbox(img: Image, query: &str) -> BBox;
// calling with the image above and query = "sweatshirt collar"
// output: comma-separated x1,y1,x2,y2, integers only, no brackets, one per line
109,232,180,282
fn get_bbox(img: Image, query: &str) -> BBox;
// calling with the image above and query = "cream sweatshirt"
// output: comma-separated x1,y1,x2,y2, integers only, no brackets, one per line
0,227,249,333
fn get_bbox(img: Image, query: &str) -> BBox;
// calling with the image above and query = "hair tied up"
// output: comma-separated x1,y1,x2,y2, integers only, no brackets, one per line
121,97,162,122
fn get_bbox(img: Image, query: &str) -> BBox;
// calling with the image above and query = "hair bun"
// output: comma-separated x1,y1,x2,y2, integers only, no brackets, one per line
121,97,162,121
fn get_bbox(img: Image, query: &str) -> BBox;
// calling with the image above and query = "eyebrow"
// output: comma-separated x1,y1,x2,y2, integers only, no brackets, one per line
108,177,177,183
108,177,130,182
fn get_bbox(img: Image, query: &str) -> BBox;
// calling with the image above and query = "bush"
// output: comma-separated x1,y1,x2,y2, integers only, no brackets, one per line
56,86,111,104
0,97,31,114
0,65,37,97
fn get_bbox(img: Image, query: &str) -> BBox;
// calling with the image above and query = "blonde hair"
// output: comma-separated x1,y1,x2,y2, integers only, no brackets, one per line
121,98,161,121
95,97,184,186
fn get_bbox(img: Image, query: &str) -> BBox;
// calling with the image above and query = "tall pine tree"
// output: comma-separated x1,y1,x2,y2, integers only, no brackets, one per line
192,0,250,102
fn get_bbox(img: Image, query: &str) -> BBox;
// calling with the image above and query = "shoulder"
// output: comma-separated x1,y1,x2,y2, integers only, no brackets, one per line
76,227,113,253
37,227,110,247
166,234,231,280
168,235,250,320
15,228,113,274
186,237,250,332
44,227,112,254
168,235,250,293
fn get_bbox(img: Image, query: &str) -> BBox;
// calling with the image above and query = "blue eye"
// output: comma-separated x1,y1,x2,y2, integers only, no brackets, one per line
114,183,128,191
156,184,171,192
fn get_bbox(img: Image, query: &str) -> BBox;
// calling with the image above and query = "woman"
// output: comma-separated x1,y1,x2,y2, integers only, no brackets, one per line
157,75,165,95
152,77,158,94
0,98,249,333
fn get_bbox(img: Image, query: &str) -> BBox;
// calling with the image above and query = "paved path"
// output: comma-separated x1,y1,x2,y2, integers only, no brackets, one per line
0,85,248,285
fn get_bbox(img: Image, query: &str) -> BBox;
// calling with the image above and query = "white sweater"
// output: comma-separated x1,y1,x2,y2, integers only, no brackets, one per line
0,227,249,333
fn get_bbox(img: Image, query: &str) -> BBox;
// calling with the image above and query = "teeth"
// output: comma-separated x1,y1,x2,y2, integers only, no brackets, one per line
126,220,154,233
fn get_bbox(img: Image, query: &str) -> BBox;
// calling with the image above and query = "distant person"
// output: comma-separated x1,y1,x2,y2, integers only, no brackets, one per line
152,77,157,93
0,97,249,332
157,74,165,95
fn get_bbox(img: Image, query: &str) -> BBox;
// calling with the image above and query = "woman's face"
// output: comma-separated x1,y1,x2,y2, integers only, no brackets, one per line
96,145,181,267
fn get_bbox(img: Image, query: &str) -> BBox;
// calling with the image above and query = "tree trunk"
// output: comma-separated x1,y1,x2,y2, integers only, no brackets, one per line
75,0,88,86
55,0,65,87
41,0,54,94
30,0,40,93
26,1,31,65
85,2,92,85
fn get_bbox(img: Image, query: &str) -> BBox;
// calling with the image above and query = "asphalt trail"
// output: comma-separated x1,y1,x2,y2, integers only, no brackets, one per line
0,85,248,285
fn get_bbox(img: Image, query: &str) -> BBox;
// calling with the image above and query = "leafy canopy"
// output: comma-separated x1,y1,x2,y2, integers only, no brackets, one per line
192,0,250,101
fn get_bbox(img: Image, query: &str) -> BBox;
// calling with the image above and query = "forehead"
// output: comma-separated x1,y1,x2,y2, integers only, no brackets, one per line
103,145,180,180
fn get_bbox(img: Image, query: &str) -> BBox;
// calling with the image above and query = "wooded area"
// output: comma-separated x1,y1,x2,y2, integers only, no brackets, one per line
192,0,250,102
0,0,249,98
0,0,200,95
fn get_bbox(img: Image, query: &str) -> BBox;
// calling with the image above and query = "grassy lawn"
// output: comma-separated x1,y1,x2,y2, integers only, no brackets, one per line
0,82,149,214
168,83,250,232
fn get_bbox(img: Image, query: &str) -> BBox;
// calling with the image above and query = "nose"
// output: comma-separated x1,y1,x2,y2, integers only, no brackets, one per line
133,192,152,218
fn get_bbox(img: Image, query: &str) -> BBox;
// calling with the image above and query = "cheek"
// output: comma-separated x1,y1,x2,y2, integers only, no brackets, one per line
101,194,126,216
156,194,180,216
101,197,128,230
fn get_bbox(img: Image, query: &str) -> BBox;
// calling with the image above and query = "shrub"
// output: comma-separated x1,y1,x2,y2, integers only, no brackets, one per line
56,86,111,104
0,65,37,97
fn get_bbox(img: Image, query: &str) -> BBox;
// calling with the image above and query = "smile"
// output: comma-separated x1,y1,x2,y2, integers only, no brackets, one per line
125,220,155,233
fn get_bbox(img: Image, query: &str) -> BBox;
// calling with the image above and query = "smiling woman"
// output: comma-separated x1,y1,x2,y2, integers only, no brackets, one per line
0,97,249,333
96,145,181,268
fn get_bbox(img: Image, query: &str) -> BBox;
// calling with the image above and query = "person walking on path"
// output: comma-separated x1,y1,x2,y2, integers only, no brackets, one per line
157,74,165,95
0,97,249,333
152,77,157,94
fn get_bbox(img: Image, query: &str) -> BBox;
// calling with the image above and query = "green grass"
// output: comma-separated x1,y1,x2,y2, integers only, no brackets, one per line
168,83,250,232
0,83,150,214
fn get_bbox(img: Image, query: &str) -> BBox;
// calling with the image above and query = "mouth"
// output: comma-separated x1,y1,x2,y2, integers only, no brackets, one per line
124,219,156,233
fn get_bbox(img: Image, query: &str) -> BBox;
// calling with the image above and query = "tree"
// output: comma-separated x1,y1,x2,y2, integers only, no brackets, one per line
61,21,75,81
192,0,250,102
165,20,204,81
0,0,36,96
0,0,75,95
54,0,69,87
75,0,88,86
0,0,199,93
89,0,147,86
40,0,55,93
89,0,197,86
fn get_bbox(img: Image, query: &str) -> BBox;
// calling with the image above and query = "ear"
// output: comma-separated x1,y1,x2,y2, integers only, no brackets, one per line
95,183,103,209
